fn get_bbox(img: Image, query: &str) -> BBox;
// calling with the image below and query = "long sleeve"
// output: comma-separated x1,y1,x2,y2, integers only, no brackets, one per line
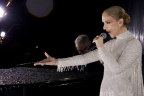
57,40,114,72
98,38,142,74
57,49,100,72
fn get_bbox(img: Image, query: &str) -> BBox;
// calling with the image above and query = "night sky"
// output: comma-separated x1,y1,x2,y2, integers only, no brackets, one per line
0,0,131,67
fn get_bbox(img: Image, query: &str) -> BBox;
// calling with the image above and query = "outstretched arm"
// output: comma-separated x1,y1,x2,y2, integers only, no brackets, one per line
34,52,58,66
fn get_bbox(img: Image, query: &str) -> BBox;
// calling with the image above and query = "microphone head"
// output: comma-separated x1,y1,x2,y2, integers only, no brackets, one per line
100,32,107,39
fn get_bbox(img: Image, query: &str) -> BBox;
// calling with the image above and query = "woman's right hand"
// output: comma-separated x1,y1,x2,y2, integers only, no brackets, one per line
34,52,58,66
93,35,104,48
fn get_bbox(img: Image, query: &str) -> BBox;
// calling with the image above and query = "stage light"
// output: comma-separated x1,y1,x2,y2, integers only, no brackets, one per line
0,31,6,38
0,31,6,44
0,7,5,18
6,0,13,7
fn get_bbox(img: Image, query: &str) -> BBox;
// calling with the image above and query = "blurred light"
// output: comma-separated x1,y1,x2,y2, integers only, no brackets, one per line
26,0,53,17
0,31,6,38
0,31,5,44
6,0,13,7
36,45,38,49
0,7,5,18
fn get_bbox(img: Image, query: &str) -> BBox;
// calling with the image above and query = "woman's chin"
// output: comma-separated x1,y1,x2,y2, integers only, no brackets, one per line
109,34,113,38
110,35,115,38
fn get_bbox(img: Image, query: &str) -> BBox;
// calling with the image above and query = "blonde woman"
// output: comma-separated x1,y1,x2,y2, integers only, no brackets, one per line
34,6,144,96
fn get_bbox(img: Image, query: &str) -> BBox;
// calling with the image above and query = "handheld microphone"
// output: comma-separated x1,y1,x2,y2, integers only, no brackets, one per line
100,32,107,39
90,32,107,51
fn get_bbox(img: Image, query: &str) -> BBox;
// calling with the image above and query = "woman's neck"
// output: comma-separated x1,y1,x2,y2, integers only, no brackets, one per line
118,27,128,35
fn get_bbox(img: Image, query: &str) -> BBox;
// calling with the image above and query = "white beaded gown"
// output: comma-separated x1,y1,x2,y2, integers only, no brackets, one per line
57,31,144,96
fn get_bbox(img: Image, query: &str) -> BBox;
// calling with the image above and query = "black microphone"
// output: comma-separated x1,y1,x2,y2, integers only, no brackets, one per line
90,32,107,51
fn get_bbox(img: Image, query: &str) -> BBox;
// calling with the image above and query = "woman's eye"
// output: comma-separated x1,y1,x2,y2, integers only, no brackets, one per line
106,22,110,24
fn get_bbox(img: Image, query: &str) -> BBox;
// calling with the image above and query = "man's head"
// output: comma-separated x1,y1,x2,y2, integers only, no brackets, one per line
75,34,91,54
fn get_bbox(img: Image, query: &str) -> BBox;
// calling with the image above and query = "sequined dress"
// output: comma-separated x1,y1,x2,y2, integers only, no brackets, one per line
57,31,144,96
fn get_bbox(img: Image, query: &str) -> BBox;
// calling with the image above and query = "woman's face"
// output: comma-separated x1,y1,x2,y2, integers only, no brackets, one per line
102,13,121,38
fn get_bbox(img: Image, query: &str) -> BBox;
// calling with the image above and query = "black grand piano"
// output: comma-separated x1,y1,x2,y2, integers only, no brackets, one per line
0,62,103,96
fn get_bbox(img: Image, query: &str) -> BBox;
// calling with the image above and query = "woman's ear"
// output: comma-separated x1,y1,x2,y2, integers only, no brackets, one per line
118,19,124,26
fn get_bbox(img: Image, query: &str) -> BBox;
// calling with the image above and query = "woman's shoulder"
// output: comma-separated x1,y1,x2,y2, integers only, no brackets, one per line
128,38,142,49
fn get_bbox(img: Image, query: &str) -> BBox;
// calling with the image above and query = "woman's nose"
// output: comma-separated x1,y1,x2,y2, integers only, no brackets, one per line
103,25,106,30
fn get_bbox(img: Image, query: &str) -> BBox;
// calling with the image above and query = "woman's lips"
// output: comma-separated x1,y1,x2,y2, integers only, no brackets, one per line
107,31,111,34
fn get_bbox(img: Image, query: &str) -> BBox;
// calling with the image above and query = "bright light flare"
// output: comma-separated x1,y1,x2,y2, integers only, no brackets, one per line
0,31,6,38
0,7,5,18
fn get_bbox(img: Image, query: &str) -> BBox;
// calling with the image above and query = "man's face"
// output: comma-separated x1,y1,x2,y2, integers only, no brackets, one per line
76,44,88,54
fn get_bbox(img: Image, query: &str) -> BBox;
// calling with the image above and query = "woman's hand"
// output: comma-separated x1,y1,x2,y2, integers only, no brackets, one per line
92,36,104,48
34,52,58,66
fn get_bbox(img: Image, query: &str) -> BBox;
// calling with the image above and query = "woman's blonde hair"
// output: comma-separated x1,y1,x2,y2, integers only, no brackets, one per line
103,6,130,26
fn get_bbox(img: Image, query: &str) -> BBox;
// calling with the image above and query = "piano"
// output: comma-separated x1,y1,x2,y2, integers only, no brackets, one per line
0,62,103,96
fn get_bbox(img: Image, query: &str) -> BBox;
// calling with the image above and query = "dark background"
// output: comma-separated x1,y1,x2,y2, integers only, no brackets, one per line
0,0,143,68
0,0,143,96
